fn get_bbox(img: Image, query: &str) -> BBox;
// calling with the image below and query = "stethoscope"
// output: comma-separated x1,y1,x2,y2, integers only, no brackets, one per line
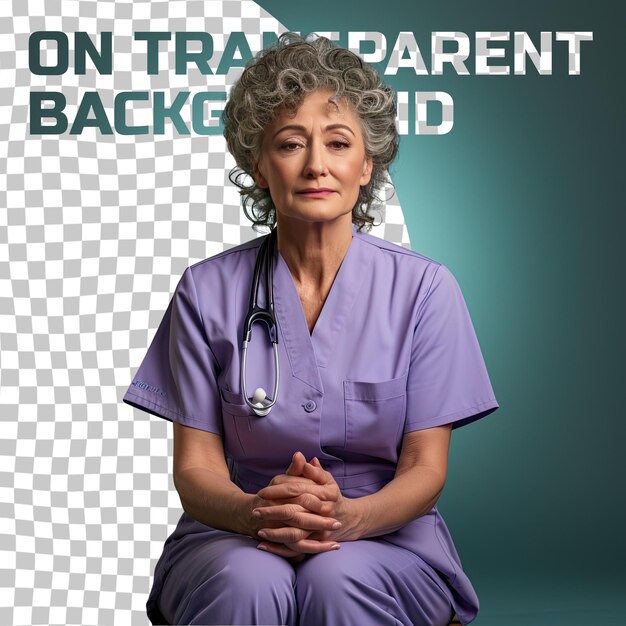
240,227,280,416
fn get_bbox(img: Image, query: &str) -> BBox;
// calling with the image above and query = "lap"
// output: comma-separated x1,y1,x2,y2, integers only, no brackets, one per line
153,532,454,626
156,531,296,625
296,539,455,626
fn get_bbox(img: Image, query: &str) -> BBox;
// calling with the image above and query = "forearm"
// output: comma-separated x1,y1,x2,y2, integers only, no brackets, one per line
345,465,445,540
174,467,256,537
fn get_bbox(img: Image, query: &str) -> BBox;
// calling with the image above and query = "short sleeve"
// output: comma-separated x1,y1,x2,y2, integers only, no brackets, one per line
405,264,499,432
122,266,223,435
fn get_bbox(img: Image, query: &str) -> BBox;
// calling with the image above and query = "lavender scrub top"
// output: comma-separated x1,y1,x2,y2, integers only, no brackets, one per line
123,224,500,625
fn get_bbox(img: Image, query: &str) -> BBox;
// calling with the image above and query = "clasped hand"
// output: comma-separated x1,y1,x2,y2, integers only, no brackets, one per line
249,452,351,561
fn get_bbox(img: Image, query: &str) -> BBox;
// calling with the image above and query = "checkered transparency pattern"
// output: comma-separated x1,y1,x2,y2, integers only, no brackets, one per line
0,1,411,625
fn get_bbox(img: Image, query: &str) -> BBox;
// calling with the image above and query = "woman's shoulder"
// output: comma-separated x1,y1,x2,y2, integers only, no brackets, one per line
354,228,439,262
353,228,443,279
192,235,264,266
185,235,264,280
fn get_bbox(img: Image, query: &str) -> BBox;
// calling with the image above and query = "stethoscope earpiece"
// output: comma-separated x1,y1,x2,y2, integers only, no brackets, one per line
251,387,268,406
247,387,272,417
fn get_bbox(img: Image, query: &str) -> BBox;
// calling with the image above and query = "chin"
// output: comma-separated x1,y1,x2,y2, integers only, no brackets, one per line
280,207,353,226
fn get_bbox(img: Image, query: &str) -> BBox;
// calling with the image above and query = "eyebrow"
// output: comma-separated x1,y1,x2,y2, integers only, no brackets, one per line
272,123,356,139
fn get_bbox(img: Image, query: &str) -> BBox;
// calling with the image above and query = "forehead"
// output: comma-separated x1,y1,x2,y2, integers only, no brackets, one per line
270,89,359,126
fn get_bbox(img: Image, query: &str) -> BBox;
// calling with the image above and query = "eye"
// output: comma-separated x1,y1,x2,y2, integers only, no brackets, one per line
329,140,350,150
279,142,303,151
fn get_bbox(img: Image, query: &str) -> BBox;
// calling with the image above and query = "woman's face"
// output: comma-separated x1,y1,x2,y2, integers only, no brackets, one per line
253,89,373,226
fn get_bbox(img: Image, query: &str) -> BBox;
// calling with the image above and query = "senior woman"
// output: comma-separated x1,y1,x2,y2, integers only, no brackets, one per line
123,32,499,626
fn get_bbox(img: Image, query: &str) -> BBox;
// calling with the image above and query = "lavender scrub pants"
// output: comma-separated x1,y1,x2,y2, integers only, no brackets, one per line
150,531,456,626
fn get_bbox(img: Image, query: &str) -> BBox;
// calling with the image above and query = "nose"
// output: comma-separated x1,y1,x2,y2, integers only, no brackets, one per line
303,138,328,178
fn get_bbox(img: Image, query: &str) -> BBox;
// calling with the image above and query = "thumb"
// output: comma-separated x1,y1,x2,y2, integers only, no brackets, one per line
286,451,306,476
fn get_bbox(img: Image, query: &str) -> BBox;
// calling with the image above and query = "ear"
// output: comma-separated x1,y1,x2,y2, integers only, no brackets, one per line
252,158,268,189
360,156,374,186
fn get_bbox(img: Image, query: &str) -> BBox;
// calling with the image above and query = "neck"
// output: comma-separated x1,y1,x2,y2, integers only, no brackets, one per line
275,214,354,288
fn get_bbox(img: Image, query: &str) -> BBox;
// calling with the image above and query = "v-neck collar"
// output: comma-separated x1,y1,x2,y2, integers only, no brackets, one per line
272,225,373,393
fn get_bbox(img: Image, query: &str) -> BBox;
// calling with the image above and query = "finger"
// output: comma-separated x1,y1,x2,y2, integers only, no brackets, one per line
257,542,302,558
293,492,336,516
285,539,341,554
255,507,341,531
258,525,344,547
257,535,341,557
286,451,306,476
258,526,311,544
287,493,337,517
300,461,333,485
308,529,333,542
258,482,339,502
268,474,317,488
255,493,335,517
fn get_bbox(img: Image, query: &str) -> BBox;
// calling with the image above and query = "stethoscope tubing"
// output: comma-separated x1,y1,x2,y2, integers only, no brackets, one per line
240,228,280,416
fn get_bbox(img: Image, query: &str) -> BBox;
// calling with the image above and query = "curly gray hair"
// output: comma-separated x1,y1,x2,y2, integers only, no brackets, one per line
222,32,399,233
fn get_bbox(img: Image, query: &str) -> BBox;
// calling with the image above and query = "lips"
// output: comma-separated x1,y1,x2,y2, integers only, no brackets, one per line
296,188,336,197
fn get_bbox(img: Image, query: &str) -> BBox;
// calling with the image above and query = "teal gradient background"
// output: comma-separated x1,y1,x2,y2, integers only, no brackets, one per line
257,2,624,623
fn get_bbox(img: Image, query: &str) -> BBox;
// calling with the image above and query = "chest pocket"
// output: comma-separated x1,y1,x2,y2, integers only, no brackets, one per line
343,373,408,461
218,386,307,464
